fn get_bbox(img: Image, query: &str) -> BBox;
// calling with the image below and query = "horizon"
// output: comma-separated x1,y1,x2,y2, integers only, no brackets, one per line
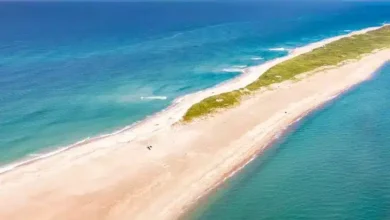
1,0,390,219
0,0,386,2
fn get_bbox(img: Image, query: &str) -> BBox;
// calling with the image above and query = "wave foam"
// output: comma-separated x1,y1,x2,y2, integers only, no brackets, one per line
141,96,167,100
251,57,264,60
0,138,90,175
269,47,289,52
221,65,247,73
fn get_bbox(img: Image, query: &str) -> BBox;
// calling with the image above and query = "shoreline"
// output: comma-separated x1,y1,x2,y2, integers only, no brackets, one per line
0,24,386,175
176,54,390,220
178,79,370,219
0,50,387,220
0,26,389,220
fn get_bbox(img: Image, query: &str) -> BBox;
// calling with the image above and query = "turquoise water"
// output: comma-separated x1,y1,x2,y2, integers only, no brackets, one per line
190,63,390,219
1,2,390,165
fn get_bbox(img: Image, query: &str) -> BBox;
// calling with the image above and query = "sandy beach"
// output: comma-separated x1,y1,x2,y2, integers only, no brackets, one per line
0,26,389,220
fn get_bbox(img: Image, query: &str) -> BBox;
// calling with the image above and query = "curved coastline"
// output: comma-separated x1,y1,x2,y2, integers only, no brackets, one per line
0,24,389,220
177,55,390,220
178,84,369,219
0,24,387,175
182,62,390,220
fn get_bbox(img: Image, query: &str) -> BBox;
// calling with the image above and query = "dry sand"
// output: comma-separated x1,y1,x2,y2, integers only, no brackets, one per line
0,26,389,220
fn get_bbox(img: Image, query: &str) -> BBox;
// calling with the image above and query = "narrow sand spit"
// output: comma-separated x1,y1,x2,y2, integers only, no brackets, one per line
0,26,389,220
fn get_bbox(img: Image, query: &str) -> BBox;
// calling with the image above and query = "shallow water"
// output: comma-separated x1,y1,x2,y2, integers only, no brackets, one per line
0,1,389,164
189,63,390,220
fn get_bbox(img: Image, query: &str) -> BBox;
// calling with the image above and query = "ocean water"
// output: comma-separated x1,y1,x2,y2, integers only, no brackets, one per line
0,2,389,165
189,63,390,220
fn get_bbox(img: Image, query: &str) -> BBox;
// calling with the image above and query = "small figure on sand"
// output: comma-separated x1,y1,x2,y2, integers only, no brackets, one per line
147,145,153,150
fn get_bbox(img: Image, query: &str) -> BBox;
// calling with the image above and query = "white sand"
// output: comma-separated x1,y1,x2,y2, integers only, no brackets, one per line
0,25,389,220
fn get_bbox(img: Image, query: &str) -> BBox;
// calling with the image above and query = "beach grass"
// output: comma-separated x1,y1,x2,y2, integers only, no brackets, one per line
183,26,390,122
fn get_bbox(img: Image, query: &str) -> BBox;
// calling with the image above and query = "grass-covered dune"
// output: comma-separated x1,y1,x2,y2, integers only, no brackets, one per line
183,26,390,122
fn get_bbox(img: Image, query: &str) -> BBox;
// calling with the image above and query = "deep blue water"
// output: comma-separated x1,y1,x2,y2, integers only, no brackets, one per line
190,63,390,219
0,1,389,164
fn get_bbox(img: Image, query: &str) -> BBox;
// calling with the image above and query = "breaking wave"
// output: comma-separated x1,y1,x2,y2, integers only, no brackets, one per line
141,96,168,100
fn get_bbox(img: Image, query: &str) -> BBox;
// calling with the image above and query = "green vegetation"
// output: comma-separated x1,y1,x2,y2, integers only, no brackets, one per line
183,26,390,122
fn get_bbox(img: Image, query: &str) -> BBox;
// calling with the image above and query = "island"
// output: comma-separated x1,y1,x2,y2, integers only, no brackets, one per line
0,25,389,220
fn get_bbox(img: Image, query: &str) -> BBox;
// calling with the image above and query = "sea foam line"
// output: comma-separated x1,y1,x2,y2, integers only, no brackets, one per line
0,138,89,174
269,47,289,52
141,96,168,100
220,65,248,73
251,57,264,60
